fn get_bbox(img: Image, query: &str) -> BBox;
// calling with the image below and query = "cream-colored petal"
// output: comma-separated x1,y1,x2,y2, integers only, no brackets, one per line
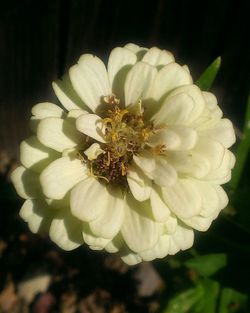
69,54,111,112
105,234,123,253
202,91,222,119
133,153,156,174
20,199,52,233
52,74,87,111
142,47,174,67
159,85,206,126
152,93,195,126
198,118,236,148
167,150,211,178
150,188,170,222
37,117,82,152
49,210,83,251
121,251,142,265
84,143,105,160
168,223,194,255
148,129,181,150
162,179,202,219
124,61,157,106
40,157,87,200
139,234,170,261
148,63,193,101
127,165,152,201
11,166,42,199
165,215,178,234
152,157,177,187
167,126,198,150
76,113,106,143
20,136,60,173
123,43,148,60
89,188,125,239
67,109,88,119
70,177,108,222
203,150,234,184
107,47,137,99
31,102,64,119
121,194,159,253
82,223,110,249
181,215,214,232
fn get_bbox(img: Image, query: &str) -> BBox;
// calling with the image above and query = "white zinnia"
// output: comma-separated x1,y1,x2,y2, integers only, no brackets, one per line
11,43,236,265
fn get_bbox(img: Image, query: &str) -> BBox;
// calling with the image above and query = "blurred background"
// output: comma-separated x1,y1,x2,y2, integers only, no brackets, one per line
0,0,249,312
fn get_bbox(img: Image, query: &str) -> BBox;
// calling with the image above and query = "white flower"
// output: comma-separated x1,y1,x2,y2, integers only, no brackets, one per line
11,43,236,265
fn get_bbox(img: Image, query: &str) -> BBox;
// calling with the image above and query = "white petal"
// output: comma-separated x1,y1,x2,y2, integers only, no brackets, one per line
182,215,214,231
70,177,108,222
37,117,82,152
67,109,88,119
167,150,211,178
107,47,137,99
147,63,192,101
121,251,142,265
121,194,159,253
31,102,64,119
168,223,194,255
84,143,105,160
11,166,42,199
124,43,148,59
165,215,178,234
40,157,87,200
89,188,125,239
152,93,195,126
162,179,202,219
20,136,60,173
150,188,170,222
105,235,123,253
202,91,222,119
82,223,110,249
198,118,236,148
203,149,234,184
142,47,174,67
152,157,177,187
167,126,198,150
52,74,87,111
133,153,156,174
196,181,221,217
127,165,152,201
76,113,106,143
20,199,52,233
124,61,157,106
148,129,181,150
49,210,83,250
139,235,170,261
69,54,111,112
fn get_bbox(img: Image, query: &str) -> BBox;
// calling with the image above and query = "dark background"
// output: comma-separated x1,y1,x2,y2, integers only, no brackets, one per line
0,0,249,157
0,1,250,312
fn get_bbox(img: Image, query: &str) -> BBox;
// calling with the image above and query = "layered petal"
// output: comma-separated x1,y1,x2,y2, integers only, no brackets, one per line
142,47,174,67
40,157,87,200
69,54,111,112
76,113,106,143
37,117,82,152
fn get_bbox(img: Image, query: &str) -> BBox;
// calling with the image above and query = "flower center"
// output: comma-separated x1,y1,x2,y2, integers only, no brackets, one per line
81,95,154,185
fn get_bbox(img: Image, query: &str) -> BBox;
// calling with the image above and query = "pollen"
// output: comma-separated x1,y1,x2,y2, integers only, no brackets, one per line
80,95,155,185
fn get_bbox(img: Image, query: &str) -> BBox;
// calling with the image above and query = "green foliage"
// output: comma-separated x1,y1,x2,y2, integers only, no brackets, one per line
230,93,250,191
196,57,221,91
184,253,227,277
219,288,248,313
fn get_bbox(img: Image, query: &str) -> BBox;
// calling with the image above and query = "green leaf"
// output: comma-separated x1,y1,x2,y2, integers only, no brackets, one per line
219,288,248,313
193,279,220,313
196,57,221,91
184,253,227,277
160,286,203,313
230,92,250,191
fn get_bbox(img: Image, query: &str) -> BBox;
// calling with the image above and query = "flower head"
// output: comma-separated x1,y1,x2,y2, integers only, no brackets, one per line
11,43,236,265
